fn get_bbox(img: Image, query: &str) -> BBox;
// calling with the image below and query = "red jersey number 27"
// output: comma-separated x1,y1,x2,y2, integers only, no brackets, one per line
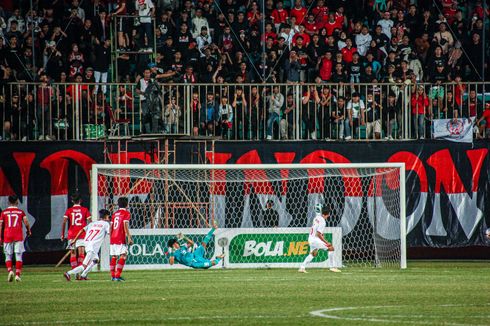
86,229,100,241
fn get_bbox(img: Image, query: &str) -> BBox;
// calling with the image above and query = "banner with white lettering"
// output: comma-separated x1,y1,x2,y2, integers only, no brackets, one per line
432,118,474,143
0,140,489,252
213,140,490,248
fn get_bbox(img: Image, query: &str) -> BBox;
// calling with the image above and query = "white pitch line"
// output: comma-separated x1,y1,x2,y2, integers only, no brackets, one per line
364,314,490,320
7,314,307,325
51,280,110,283
310,304,490,326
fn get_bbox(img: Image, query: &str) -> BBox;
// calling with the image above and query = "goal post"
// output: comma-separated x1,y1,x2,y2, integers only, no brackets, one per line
91,163,406,270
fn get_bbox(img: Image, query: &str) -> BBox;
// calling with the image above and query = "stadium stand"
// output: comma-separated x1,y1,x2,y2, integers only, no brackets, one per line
0,0,488,141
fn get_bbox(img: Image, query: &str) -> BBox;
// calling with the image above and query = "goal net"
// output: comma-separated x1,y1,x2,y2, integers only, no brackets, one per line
92,164,406,270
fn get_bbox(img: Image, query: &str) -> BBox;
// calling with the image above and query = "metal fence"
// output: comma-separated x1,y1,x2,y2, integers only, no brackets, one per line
1,82,489,141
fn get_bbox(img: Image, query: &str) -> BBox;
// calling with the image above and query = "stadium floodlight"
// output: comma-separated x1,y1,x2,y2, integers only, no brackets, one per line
92,163,406,270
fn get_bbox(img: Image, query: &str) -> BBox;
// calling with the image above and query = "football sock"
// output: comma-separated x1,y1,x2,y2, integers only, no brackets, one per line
15,261,23,276
5,260,13,273
78,253,85,267
70,255,78,269
67,265,84,276
110,256,117,278
214,257,222,265
203,227,215,245
115,258,126,278
301,254,314,268
327,251,334,268
81,261,96,278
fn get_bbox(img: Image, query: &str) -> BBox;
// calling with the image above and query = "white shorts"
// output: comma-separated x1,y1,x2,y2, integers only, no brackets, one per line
83,250,100,266
3,242,25,255
110,244,128,256
308,238,329,253
84,242,102,255
67,239,85,250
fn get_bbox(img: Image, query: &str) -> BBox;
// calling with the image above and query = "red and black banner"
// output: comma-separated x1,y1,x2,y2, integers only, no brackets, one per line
0,140,488,252
211,140,490,248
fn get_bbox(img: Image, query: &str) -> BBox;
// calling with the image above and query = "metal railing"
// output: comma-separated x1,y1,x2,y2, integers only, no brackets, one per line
1,82,489,141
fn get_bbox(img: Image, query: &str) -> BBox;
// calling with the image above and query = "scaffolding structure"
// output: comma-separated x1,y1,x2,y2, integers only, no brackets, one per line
103,136,216,228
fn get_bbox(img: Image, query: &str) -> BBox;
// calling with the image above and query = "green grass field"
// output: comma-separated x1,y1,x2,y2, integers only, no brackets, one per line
0,261,489,325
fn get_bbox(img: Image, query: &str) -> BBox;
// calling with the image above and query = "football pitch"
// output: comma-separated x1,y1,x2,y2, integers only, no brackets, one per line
0,261,489,325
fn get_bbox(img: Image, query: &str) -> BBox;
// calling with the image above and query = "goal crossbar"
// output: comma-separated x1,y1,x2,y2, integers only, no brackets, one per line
92,163,405,170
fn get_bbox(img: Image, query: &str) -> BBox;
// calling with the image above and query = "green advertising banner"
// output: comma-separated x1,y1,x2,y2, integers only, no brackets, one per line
100,228,341,270
228,233,333,264
126,233,215,265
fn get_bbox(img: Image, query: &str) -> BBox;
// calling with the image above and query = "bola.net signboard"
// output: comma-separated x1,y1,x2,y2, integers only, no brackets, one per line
100,228,342,270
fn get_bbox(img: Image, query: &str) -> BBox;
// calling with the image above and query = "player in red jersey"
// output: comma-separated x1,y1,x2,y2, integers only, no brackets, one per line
110,197,133,281
61,193,91,272
0,195,31,282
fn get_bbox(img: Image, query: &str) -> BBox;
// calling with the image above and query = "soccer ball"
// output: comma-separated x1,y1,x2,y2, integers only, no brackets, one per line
485,228,490,237
314,203,323,214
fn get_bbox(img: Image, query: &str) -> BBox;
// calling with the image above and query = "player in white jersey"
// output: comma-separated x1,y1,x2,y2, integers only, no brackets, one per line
299,204,341,273
64,210,111,281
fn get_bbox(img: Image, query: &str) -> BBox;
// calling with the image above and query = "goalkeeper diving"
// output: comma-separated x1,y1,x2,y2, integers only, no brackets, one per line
167,222,224,269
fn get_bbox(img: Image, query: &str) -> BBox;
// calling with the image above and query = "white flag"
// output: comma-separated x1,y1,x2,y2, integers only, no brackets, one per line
432,118,474,143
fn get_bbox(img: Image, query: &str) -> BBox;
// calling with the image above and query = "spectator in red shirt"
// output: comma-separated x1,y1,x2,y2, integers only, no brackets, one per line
304,13,321,36
261,22,277,43
292,25,310,46
472,0,485,19
290,0,307,24
451,75,466,108
247,1,262,27
341,39,357,63
36,73,55,140
318,51,333,82
443,2,458,24
335,6,347,27
463,89,483,118
117,85,134,117
411,85,430,139
271,1,288,29
312,0,329,24
324,13,342,36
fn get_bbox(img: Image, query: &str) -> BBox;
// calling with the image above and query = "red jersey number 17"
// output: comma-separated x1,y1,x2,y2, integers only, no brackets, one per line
6,213,20,227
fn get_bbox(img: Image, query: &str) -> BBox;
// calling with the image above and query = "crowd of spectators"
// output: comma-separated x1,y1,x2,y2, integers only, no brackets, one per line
0,0,489,140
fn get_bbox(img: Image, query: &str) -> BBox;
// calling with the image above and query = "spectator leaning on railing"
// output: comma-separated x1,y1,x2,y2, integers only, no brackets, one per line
411,84,430,140
476,103,490,139
266,85,284,140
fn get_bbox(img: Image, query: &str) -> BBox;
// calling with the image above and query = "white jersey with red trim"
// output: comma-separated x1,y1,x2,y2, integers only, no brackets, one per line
308,214,326,243
83,220,110,253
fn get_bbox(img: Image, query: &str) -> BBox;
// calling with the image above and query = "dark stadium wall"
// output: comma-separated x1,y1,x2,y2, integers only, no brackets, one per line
0,140,488,254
